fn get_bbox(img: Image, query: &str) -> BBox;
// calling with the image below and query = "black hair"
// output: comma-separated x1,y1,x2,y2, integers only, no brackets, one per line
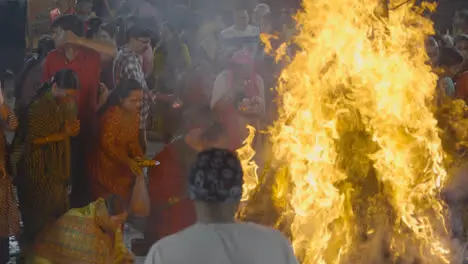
52,69,80,90
51,14,85,37
455,34,468,46
104,194,127,216
438,47,464,68
30,70,79,106
100,22,117,39
97,78,142,115
37,35,55,59
85,17,102,39
456,9,468,24
126,22,154,42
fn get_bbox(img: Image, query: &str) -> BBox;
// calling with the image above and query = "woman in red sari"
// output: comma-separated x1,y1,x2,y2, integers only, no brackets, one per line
137,107,229,252
88,79,145,202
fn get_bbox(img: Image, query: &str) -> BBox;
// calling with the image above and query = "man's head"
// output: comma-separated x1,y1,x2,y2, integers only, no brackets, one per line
252,3,270,26
454,10,468,35
76,0,93,15
127,23,153,54
51,69,80,98
105,194,128,229
51,14,85,45
455,34,468,60
234,8,250,31
188,148,244,222
229,50,255,79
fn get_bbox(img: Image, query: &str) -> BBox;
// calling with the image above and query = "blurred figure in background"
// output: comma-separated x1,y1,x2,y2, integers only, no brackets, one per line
211,50,265,151
453,9,468,37
197,13,225,69
454,34,468,102
15,35,55,113
220,6,260,61
152,22,191,143
140,107,226,253
435,47,464,105
76,0,95,23
50,0,75,23
96,22,118,91
180,61,214,111
85,17,102,39
252,3,270,27
425,36,439,67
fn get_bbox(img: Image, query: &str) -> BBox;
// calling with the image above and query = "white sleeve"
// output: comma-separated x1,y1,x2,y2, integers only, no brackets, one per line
284,240,299,264
210,72,228,109
144,245,164,264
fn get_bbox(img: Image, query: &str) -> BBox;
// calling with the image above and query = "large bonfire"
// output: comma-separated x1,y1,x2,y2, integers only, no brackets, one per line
237,0,459,263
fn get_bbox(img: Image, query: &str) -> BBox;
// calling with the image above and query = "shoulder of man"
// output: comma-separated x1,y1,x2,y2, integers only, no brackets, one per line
220,26,236,38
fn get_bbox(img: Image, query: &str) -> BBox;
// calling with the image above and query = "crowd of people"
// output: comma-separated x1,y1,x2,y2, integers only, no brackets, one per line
2,0,468,263
0,0,299,263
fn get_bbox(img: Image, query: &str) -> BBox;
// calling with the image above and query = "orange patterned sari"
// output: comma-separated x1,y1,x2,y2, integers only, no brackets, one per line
88,106,143,202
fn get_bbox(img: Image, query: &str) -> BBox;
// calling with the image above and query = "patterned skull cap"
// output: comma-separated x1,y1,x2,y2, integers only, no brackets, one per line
188,148,244,202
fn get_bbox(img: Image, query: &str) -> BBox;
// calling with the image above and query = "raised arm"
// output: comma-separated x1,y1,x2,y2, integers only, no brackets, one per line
59,30,117,58
76,36,117,58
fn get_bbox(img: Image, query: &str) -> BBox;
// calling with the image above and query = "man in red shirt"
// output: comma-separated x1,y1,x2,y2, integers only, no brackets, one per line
50,0,76,23
42,14,116,207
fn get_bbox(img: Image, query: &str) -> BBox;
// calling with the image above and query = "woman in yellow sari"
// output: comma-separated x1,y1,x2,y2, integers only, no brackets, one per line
27,194,133,264
88,79,144,202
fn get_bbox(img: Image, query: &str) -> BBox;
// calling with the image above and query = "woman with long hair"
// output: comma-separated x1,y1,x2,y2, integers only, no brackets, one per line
88,79,145,202
14,35,55,113
151,22,191,142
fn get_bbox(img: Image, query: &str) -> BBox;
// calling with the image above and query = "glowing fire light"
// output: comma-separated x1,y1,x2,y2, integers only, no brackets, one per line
237,125,259,201
239,0,453,263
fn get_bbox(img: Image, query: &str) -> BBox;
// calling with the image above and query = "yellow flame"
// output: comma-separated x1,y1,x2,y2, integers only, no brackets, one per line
260,33,279,55
248,0,452,263
237,125,259,201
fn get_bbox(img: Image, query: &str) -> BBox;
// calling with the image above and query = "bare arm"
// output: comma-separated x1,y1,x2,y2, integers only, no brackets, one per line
77,37,117,58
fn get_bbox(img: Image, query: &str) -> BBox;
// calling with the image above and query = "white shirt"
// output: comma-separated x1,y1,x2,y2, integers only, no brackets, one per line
220,25,260,55
220,25,260,39
144,222,299,264
210,70,265,110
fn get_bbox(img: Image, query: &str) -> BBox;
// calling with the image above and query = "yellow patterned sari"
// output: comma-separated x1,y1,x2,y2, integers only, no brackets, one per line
27,198,131,264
